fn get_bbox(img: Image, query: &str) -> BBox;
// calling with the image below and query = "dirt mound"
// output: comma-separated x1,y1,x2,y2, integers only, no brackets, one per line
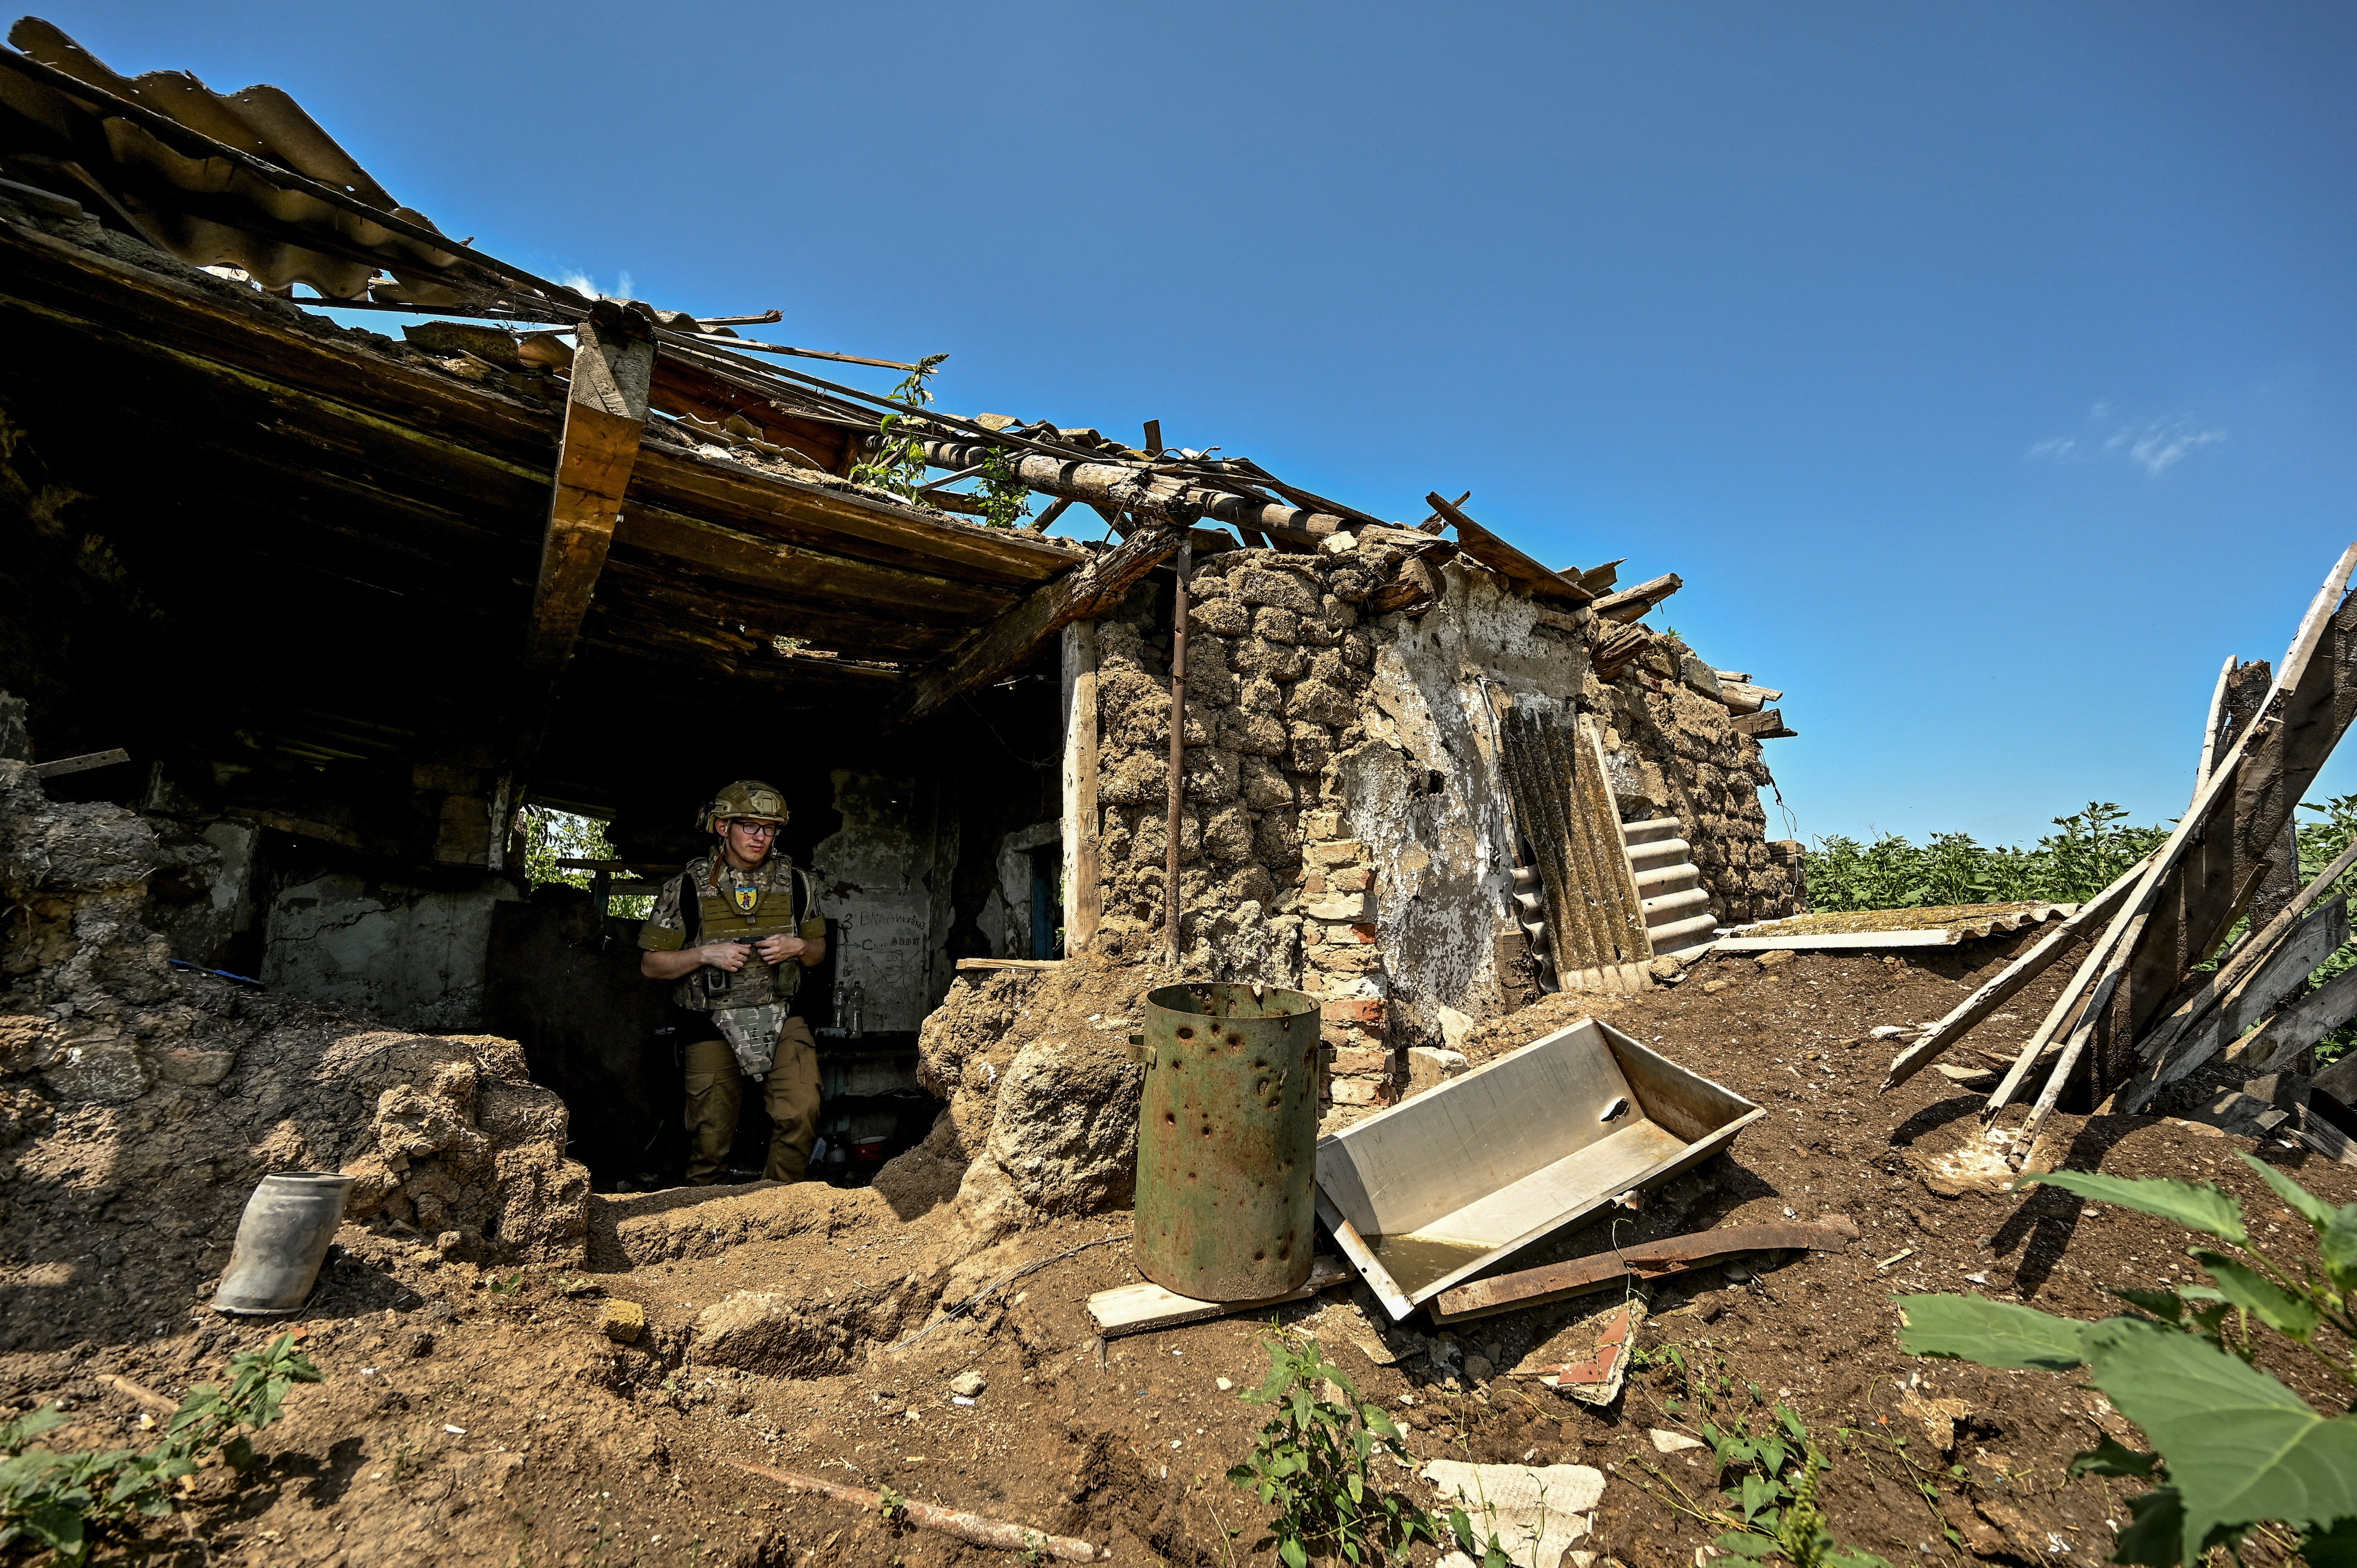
0,760,589,1351
893,951,1174,1240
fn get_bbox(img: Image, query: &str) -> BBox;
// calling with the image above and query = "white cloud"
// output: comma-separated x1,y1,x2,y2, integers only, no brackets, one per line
555,269,636,302
2027,405,2225,476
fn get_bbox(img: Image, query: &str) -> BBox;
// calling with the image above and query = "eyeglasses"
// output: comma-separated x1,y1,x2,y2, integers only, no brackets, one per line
726,820,780,837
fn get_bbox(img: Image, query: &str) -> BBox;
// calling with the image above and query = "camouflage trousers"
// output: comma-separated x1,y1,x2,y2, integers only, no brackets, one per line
682,1016,820,1185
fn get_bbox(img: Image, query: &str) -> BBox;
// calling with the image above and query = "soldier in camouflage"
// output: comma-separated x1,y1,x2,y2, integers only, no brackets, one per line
638,780,828,1185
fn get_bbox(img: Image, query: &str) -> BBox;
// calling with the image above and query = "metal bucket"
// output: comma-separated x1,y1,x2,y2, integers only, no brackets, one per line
1133,983,1323,1301
210,1172,356,1316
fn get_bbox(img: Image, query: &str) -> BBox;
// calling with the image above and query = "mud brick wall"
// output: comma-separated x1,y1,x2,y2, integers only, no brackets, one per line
1083,534,1798,1104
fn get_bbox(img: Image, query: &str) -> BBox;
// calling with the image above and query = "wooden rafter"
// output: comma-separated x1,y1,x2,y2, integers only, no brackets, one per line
525,298,655,679
884,524,1186,730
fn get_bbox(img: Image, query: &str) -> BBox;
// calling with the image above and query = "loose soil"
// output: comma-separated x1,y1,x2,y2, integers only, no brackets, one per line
7,937,2353,1568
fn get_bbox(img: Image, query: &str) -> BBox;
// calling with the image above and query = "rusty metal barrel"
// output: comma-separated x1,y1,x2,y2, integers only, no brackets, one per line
1133,983,1323,1301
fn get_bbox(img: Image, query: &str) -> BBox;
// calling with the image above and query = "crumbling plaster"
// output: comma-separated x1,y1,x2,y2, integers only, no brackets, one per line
1346,562,1591,1052
810,768,959,1035
261,871,520,1032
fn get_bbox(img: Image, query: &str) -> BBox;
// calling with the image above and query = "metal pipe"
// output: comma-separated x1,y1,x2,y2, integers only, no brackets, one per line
1165,541,1193,958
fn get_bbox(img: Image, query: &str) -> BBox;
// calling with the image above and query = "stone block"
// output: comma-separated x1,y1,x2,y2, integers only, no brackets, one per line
1239,676,1285,714
599,1299,646,1344
1405,1047,1470,1096
1310,945,1383,976
1304,840,1365,867
1188,598,1250,636
1181,747,1242,805
155,1045,237,1086
1233,639,1307,682
42,1039,150,1103
1327,866,1372,893
1327,1077,1393,1107
1320,996,1386,1025
1233,569,1322,613
1220,709,1289,756
1330,1047,1392,1076
1305,892,1372,921
1240,755,1296,810
1251,606,1302,643
1287,728,1335,776
1254,810,1303,867
1286,678,1357,728
1204,806,1255,865
1339,629,1375,668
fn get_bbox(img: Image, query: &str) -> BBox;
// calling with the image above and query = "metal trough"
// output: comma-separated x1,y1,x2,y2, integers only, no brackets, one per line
1314,1017,1763,1320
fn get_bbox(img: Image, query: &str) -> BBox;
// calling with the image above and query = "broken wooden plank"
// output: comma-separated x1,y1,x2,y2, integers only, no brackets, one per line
1424,491,1593,604
1729,708,1797,739
1882,857,2146,1091
2296,1115,2357,1167
2111,895,2350,1111
2124,834,2357,1089
884,524,1186,730
2192,654,2235,805
2221,959,2357,1076
1593,573,1683,624
1087,1255,1350,1338
525,299,656,679
29,747,128,778
720,1459,1107,1561
954,958,1065,973
1429,1218,1860,1324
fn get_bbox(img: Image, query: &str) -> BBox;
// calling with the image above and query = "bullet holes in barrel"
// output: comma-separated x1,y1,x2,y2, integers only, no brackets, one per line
1200,1123,1213,1138
1176,1027,1194,1040
1163,1112,1177,1127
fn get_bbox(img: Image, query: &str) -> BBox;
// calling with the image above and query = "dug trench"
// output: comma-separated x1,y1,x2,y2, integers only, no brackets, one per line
6,935,2355,1568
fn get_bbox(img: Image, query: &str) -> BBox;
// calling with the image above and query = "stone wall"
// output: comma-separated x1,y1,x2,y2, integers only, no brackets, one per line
1079,532,1800,1108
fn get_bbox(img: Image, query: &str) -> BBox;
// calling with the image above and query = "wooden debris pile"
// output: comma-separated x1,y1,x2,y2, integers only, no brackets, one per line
1883,544,2357,1167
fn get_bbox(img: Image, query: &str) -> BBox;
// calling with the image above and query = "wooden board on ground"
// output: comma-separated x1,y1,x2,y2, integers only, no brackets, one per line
954,958,1065,973
1087,1255,1350,1338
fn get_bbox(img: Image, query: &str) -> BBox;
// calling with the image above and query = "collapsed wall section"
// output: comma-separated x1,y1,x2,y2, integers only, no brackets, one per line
0,760,591,1351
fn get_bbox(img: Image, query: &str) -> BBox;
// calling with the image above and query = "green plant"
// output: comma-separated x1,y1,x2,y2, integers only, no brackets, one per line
1809,802,2170,914
488,1270,526,1296
0,1331,322,1562
976,444,1033,529
849,354,949,500
1898,1154,2357,1566
1226,1332,1440,1566
875,1483,906,1520
1694,1405,1894,1568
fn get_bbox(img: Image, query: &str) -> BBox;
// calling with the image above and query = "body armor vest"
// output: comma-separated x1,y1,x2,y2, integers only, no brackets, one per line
674,862,812,1013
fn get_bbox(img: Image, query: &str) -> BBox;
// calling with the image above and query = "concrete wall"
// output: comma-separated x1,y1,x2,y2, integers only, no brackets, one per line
260,869,520,1031
809,768,959,1036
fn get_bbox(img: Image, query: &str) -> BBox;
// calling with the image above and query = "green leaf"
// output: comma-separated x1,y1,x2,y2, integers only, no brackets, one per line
2070,1436,2162,1478
1896,1293,2088,1370
1741,1472,1780,1522
2236,1152,2337,1234
1450,1507,1476,1555
1824,1550,1899,1568
1776,1405,1807,1443
2018,1170,2248,1246
2079,1315,2357,1563
2107,1287,2187,1324
1279,1538,1308,1568
1715,1532,1779,1558
2322,1205,2357,1297
2191,1251,2320,1340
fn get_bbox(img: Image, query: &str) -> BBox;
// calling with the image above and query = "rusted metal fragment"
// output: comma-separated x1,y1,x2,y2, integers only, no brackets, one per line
1429,1215,1859,1323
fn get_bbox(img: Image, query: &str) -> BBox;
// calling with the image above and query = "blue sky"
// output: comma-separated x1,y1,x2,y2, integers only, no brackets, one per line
41,3,2357,847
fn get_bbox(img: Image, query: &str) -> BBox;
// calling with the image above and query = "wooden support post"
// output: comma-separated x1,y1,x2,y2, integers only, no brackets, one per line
1061,621,1102,954
526,298,656,679
1164,541,1193,958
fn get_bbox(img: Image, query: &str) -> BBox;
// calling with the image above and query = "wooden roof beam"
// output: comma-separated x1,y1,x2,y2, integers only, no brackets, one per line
884,523,1187,730
525,299,656,680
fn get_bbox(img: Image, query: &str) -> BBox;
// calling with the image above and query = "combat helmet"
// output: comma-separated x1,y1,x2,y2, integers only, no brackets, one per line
700,779,789,838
